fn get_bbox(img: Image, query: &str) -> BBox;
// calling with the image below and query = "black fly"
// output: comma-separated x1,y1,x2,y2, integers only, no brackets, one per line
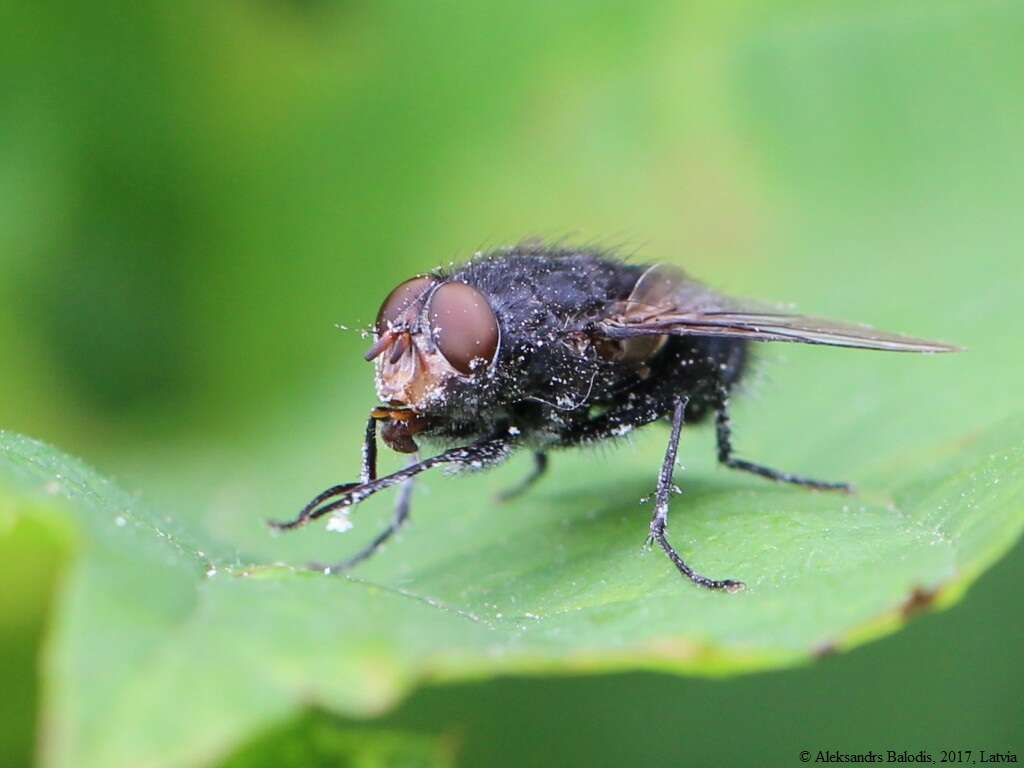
271,243,958,591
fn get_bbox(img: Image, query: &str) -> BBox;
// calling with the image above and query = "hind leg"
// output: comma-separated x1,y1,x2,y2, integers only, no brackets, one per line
715,385,851,492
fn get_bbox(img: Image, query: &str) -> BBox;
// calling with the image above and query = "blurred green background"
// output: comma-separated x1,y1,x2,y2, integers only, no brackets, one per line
2,1,1022,766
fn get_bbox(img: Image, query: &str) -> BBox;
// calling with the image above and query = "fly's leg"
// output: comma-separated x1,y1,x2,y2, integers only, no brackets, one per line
309,456,417,573
268,436,512,571
715,386,852,492
557,397,667,446
494,398,664,501
496,452,548,502
269,437,510,531
271,413,380,532
360,414,378,483
648,396,744,592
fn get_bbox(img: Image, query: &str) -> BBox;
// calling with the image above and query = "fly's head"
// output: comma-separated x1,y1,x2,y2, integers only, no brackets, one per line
365,276,501,453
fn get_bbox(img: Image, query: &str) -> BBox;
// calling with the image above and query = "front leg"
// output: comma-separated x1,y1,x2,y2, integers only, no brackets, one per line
269,413,380,533
715,385,851,493
309,455,419,574
270,435,512,533
648,396,744,592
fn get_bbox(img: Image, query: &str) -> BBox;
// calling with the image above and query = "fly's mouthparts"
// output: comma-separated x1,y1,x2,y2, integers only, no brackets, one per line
371,405,417,421
371,406,429,454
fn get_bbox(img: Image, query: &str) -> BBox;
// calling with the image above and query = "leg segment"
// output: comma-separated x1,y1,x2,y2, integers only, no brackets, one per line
715,387,851,492
310,456,418,573
491,398,663,502
648,397,744,592
557,398,667,447
269,436,510,532
497,452,548,502
361,414,378,483
270,413,380,533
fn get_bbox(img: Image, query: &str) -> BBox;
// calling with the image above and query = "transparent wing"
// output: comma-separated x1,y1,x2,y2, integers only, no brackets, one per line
594,264,960,354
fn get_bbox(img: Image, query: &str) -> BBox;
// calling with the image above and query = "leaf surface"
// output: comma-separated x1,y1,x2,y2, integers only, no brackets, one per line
3,405,1023,768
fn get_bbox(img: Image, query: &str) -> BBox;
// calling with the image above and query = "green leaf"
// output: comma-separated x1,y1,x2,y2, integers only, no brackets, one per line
2,405,1024,767
4,3,1024,767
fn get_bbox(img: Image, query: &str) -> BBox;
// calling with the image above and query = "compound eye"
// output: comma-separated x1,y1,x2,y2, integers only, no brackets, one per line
427,282,499,374
375,276,436,334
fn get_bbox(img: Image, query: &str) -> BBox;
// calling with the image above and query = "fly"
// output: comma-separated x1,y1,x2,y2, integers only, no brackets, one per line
270,243,959,591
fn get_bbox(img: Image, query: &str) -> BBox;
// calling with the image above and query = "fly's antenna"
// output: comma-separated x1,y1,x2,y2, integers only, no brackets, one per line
364,332,396,361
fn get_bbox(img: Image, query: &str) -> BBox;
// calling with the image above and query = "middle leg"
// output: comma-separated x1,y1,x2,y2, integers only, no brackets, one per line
496,452,548,502
648,396,744,592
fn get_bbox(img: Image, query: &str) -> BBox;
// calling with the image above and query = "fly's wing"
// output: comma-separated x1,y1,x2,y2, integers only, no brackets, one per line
593,264,960,354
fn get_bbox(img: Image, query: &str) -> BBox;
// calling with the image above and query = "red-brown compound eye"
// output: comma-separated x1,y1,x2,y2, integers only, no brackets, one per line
375,276,437,334
427,282,499,375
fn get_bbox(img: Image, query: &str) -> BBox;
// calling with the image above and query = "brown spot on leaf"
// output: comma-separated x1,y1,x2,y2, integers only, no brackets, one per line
901,585,940,619
813,641,838,660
